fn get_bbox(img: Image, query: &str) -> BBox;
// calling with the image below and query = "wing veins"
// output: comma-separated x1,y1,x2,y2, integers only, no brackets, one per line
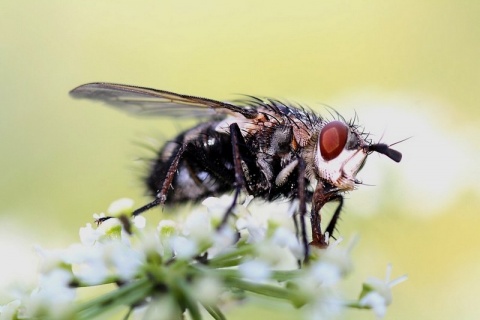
70,82,258,118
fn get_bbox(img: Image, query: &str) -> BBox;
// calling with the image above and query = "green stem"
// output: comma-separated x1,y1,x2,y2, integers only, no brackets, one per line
270,270,302,281
75,278,153,320
202,303,226,320
71,275,122,288
206,244,255,267
198,267,301,283
171,277,202,320
345,300,369,310
225,278,297,301
207,257,244,268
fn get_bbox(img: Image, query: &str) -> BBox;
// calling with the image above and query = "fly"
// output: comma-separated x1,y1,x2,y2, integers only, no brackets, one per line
70,83,402,261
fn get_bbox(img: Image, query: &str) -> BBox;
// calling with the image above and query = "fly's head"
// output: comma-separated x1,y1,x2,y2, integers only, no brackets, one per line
314,120,402,191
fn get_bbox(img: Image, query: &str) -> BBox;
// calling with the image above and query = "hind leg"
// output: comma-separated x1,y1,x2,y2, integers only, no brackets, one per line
132,144,187,217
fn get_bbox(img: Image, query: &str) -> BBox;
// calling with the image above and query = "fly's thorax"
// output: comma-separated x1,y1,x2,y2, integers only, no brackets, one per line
214,113,266,136
313,120,368,190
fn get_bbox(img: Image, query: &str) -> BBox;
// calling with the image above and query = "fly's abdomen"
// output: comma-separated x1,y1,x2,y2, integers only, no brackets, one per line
146,125,236,204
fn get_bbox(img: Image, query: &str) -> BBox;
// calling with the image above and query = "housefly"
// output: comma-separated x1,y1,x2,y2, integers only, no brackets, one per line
70,83,402,260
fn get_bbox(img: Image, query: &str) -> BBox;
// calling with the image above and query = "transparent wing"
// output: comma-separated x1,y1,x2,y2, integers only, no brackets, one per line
69,82,258,118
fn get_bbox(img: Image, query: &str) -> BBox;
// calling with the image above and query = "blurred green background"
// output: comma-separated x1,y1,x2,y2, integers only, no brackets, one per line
1,1,479,319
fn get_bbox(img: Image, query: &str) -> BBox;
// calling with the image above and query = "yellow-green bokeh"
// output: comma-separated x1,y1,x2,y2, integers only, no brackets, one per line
1,1,479,319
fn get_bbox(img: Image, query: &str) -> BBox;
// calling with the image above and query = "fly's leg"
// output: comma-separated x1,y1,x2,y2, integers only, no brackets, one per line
218,123,248,229
290,206,302,268
132,144,186,217
310,205,325,248
297,158,310,264
310,181,344,248
96,144,186,229
324,195,344,239
310,182,323,247
290,200,300,254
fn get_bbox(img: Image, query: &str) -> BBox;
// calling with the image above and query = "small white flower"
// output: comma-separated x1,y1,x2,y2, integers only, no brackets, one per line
157,220,178,258
96,218,122,237
107,242,144,281
202,195,235,223
202,196,232,212
271,227,304,259
107,198,134,216
0,300,21,319
239,260,271,282
62,243,93,264
30,269,74,318
361,292,388,319
68,244,110,285
310,262,342,287
38,269,75,301
209,225,237,257
236,214,266,243
304,294,342,320
79,223,102,246
133,215,146,229
314,237,354,282
253,239,296,267
359,264,408,319
302,238,354,288
182,210,213,244
157,220,177,238
251,201,293,227
191,276,223,305
139,230,164,257
75,259,110,286
68,239,145,285
170,236,198,259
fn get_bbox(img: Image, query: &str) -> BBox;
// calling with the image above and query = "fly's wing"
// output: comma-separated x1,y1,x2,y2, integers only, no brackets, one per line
70,82,258,119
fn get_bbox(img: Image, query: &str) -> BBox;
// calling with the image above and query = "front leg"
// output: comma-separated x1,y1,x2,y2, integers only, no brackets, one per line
310,182,340,248
324,195,344,238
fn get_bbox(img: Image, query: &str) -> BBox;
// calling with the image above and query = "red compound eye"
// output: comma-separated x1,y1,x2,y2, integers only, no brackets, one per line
319,121,348,161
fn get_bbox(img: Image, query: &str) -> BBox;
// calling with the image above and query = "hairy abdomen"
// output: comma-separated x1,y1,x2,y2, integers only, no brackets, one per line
146,124,236,204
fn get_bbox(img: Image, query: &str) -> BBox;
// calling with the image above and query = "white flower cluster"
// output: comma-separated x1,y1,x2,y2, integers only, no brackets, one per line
358,264,408,319
0,196,406,320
